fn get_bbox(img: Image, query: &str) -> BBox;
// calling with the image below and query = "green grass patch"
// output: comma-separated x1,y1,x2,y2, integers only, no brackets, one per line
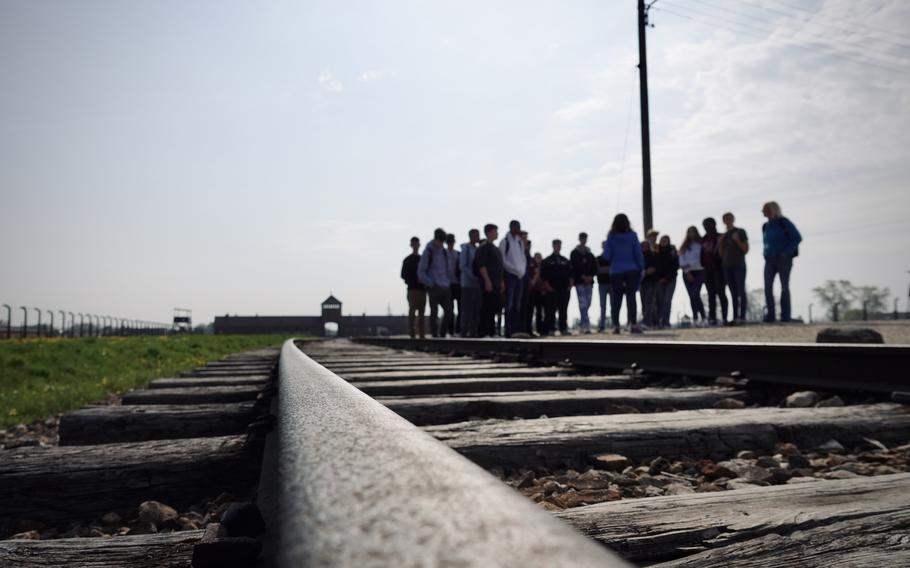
0,335,290,428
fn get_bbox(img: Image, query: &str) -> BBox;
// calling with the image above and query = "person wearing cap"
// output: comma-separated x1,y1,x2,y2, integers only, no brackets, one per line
400,236,426,338
418,228,453,337
499,220,528,337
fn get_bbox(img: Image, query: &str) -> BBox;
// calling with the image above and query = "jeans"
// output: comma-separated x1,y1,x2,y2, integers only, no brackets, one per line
479,289,502,337
504,273,524,336
657,278,676,328
575,283,594,330
530,290,547,335
406,289,426,338
640,279,658,327
683,270,707,321
723,265,747,321
764,254,793,321
427,285,454,337
597,281,610,330
460,286,481,337
545,287,571,334
610,270,640,328
449,284,462,335
703,265,728,324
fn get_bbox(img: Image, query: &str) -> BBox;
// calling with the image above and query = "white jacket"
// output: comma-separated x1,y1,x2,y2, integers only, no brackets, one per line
499,232,527,278
678,243,703,272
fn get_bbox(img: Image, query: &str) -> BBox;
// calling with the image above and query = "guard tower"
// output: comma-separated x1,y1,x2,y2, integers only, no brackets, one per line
321,295,342,336
173,308,192,333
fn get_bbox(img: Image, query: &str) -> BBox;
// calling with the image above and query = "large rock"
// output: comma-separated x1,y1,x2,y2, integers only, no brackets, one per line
785,391,819,408
816,327,884,344
137,501,178,529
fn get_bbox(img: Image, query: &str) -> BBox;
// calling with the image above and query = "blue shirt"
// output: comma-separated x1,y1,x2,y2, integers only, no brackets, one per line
418,243,451,288
762,217,802,258
602,231,645,274
459,243,480,288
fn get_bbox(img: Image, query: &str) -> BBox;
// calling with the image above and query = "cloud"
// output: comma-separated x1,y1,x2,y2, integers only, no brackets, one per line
317,72,344,92
359,69,388,83
554,96,608,122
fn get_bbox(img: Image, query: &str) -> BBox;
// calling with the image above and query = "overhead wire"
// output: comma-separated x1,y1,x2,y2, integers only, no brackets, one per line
653,2,908,74
735,0,910,43
687,0,910,56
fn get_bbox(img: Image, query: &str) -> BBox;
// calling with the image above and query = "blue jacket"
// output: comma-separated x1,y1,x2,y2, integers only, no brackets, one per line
418,243,451,288
459,243,480,288
603,231,644,274
762,217,802,259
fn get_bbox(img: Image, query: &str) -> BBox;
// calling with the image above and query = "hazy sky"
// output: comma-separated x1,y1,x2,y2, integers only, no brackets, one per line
2,0,909,327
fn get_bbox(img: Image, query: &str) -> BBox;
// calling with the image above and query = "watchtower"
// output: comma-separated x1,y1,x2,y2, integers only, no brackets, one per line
173,308,192,332
321,295,342,336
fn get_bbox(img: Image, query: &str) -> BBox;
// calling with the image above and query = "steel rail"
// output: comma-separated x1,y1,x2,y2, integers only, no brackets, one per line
355,337,910,395
261,338,629,567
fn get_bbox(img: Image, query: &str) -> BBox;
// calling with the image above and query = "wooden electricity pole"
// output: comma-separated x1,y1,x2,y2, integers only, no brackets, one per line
638,0,654,233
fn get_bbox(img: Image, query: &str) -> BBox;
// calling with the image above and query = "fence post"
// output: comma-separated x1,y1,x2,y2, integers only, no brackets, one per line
78,313,84,337
20,306,28,338
68,312,75,337
48,310,54,337
3,304,10,339
34,308,42,337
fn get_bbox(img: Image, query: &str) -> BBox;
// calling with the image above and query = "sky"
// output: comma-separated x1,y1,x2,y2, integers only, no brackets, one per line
1,0,909,328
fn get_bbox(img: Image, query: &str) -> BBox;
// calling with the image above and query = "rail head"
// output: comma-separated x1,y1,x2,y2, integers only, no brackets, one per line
355,337,910,395
272,339,629,567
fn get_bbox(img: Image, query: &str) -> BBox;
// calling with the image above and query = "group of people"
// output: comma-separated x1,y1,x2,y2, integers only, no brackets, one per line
401,201,802,338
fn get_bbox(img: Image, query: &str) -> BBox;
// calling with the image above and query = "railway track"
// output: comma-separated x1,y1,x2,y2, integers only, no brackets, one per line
2,336,908,566
304,337,910,567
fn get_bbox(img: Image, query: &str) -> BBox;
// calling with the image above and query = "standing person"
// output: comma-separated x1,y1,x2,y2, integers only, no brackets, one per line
528,252,548,335
458,228,482,337
719,212,749,324
541,239,573,335
596,236,611,332
519,232,534,336
475,224,505,337
701,217,728,325
603,214,645,334
679,226,708,324
417,228,453,337
570,232,597,334
656,235,679,328
445,234,461,336
400,236,426,338
640,230,660,328
499,220,527,337
761,201,802,323
640,240,659,328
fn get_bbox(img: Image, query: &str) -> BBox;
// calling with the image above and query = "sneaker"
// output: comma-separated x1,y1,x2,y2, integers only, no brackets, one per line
630,325,644,334
612,327,621,335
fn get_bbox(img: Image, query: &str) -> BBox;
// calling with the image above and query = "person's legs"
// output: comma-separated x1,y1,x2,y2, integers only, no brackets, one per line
641,281,657,327
704,269,718,323
598,282,609,331
723,267,738,322
658,280,676,327
439,288,453,337
532,292,546,335
407,290,417,338
544,292,557,335
503,273,523,336
624,271,640,325
715,268,729,322
691,271,706,320
461,287,479,337
763,258,778,322
427,287,441,337
609,274,624,328
778,256,793,321
450,284,461,335
415,290,426,338
736,267,747,321
557,287,571,334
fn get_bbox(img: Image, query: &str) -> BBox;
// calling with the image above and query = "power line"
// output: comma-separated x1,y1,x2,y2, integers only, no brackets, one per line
663,0,908,68
735,0,910,43
654,4,908,74
688,0,910,55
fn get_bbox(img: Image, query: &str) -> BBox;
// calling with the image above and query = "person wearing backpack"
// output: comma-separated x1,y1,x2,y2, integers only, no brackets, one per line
761,201,802,323
418,228,453,337
459,228,481,337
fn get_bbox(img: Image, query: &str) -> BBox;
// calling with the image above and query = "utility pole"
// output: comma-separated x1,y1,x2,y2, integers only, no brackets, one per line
638,0,654,233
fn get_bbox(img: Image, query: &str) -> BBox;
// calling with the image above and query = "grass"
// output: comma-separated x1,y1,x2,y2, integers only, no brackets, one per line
0,335,290,428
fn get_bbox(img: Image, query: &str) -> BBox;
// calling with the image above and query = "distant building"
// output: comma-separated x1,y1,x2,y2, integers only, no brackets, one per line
213,296,408,337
